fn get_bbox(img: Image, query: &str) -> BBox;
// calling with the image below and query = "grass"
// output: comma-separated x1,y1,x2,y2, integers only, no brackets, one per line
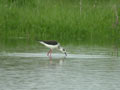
0,0,120,46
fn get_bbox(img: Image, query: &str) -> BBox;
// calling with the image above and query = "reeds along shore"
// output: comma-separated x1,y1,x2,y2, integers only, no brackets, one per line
0,0,120,46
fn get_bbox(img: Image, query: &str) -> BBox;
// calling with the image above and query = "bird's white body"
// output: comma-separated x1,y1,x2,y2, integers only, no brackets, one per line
40,41,59,49
39,40,67,57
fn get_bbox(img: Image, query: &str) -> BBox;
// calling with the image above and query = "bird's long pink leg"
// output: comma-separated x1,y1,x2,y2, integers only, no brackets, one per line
49,50,52,59
47,49,51,56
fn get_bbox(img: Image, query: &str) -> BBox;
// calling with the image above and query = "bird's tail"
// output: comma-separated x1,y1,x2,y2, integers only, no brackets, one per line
39,41,44,44
38,40,46,46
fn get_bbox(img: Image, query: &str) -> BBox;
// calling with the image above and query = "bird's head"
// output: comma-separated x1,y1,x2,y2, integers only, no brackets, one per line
58,46,67,56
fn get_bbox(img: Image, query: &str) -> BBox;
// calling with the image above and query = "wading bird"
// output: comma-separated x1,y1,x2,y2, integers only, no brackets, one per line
39,40,67,59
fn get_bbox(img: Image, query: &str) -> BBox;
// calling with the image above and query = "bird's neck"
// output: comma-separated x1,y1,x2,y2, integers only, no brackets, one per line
58,45,62,49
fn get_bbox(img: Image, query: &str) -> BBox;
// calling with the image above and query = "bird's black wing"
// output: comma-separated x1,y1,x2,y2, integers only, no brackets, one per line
42,40,58,45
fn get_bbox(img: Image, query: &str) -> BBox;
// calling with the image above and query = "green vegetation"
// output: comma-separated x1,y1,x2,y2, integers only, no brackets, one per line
0,0,120,46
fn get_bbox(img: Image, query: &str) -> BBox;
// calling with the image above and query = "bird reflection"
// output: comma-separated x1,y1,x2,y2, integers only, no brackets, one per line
49,57,66,65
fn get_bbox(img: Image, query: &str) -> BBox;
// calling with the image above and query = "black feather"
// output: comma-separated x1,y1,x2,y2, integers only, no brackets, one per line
41,40,58,45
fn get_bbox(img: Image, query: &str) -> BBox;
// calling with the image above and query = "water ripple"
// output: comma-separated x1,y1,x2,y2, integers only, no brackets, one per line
0,52,111,59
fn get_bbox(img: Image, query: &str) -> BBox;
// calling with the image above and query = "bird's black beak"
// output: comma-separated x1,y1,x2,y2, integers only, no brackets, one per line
65,52,67,56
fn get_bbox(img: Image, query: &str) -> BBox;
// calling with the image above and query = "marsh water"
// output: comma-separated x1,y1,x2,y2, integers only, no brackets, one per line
0,42,120,90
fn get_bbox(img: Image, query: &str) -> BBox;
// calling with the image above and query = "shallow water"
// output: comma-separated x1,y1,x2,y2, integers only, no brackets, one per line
0,46,120,90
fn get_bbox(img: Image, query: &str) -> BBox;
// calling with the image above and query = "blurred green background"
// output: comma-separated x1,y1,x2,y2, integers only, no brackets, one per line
0,0,120,48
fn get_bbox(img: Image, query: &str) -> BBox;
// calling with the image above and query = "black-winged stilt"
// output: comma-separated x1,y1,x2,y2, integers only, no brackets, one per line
38,40,67,58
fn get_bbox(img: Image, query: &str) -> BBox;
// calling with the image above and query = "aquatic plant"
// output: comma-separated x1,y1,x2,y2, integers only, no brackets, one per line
0,0,120,46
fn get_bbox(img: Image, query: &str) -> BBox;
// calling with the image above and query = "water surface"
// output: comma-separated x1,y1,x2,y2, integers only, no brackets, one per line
0,46,120,90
